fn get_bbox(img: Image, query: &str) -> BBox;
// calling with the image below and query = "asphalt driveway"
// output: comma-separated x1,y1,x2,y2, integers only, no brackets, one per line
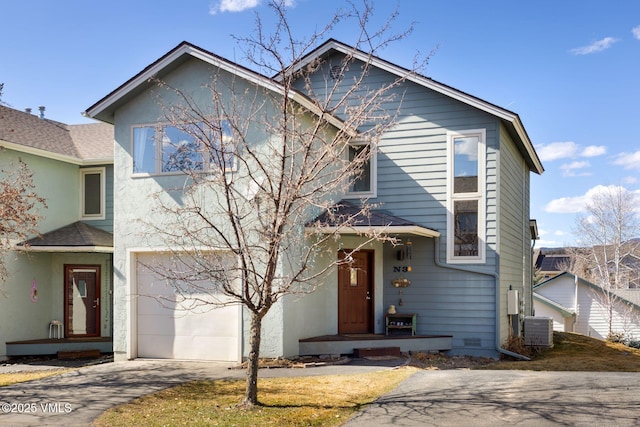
345,369,640,426
2,359,640,426
0,358,399,426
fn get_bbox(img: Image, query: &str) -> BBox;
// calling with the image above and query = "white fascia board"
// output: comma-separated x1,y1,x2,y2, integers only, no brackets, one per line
0,139,83,165
305,225,440,239
0,140,114,166
16,246,114,253
80,157,115,166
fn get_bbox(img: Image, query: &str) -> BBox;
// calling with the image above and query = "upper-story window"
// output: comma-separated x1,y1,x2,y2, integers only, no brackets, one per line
132,121,234,175
345,141,376,198
447,129,486,263
80,167,105,220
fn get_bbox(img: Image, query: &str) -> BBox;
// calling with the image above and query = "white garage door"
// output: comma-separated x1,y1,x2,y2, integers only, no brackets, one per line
136,253,240,362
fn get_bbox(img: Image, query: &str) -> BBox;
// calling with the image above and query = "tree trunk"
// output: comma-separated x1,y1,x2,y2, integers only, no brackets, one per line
242,310,262,407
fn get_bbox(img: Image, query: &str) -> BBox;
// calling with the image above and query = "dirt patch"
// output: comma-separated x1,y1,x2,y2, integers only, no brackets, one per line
231,352,496,370
1,353,114,370
408,352,497,370
232,355,352,369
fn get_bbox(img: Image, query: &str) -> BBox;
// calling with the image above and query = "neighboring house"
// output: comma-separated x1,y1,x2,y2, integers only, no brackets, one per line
85,40,543,361
534,272,640,341
0,105,114,359
534,251,571,282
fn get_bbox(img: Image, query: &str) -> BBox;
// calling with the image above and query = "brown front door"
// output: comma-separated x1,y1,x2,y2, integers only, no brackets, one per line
64,265,100,337
338,250,373,334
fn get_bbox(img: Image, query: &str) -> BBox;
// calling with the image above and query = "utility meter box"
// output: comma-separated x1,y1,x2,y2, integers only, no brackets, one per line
507,289,519,315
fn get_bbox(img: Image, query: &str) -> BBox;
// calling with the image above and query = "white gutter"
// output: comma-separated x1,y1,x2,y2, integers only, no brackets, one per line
16,246,114,253
0,140,113,166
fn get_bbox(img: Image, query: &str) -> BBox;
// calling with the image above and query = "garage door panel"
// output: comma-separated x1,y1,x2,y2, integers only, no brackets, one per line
136,253,240,362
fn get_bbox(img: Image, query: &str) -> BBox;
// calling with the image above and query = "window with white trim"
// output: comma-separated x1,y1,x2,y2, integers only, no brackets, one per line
345,141,376,198
80,167,105,220
447,129,486,263
132,121,234,175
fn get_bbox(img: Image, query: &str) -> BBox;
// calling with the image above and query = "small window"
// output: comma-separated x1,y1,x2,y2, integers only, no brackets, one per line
132,121,234,175
80,167,105,220
345,142,376,198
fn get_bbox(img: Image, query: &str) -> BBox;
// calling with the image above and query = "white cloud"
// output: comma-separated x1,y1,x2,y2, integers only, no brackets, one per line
570,37,619,55
535,141,606,162
622,176,638,185
544,195,587,214
210,0,260,15
633,25,640,40
612,150,640,170
536,141,579,162
209,0,295,14
560,160,591,177
544,185,639,214
580,145,607,157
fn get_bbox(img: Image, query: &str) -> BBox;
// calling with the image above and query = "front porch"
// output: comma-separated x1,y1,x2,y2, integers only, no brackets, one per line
6,337,113,357
299,334,452,356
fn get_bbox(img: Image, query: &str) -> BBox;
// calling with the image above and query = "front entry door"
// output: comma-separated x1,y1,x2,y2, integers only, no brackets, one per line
64,265,100,337
338,250,373,334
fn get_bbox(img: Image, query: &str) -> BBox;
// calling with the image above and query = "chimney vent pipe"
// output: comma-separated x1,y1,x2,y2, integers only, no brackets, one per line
38,106,45,119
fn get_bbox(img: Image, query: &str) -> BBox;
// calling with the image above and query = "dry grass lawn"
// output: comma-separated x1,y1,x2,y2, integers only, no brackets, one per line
0,369,71,387
490,331,640,371
93,367,417,427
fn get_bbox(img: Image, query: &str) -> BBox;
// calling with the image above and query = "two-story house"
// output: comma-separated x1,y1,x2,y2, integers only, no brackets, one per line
0,105,113,359
86,40,543,362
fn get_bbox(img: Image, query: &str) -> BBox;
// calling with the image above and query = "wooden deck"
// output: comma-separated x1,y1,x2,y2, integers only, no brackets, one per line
6,337,113,357
299,333,452,356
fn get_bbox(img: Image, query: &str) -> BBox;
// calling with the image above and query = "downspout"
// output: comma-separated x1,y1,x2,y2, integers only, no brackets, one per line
433,237,530,361
530,238,536,317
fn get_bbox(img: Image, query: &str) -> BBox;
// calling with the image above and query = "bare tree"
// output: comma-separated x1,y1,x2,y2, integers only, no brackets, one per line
0,155,46,293
140,0,429,407
571,185,640,336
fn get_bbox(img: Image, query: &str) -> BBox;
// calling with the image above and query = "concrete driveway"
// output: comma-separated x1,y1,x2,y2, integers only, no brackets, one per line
2,360,640,426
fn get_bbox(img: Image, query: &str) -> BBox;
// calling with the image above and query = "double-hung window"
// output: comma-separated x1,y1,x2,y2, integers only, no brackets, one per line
345,141,376,198
132,121,234,175
80,167,105,220
447,129,486,263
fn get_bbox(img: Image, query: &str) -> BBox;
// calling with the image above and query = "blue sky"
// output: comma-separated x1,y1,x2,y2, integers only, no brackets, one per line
2,0,639,247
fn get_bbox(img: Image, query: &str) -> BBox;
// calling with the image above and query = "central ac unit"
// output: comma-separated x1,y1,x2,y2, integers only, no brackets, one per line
523,316,553,347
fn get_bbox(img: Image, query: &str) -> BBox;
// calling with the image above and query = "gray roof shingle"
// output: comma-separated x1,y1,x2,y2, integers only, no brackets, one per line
24,221,113,248
0,105,113,161
309,200,438,234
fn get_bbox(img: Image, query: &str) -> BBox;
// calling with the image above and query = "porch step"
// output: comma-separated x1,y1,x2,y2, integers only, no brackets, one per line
57,349,101,360
353,346,401,358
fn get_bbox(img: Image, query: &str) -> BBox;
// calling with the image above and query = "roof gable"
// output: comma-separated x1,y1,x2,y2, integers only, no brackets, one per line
85,41,348,133
287,39,544,174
